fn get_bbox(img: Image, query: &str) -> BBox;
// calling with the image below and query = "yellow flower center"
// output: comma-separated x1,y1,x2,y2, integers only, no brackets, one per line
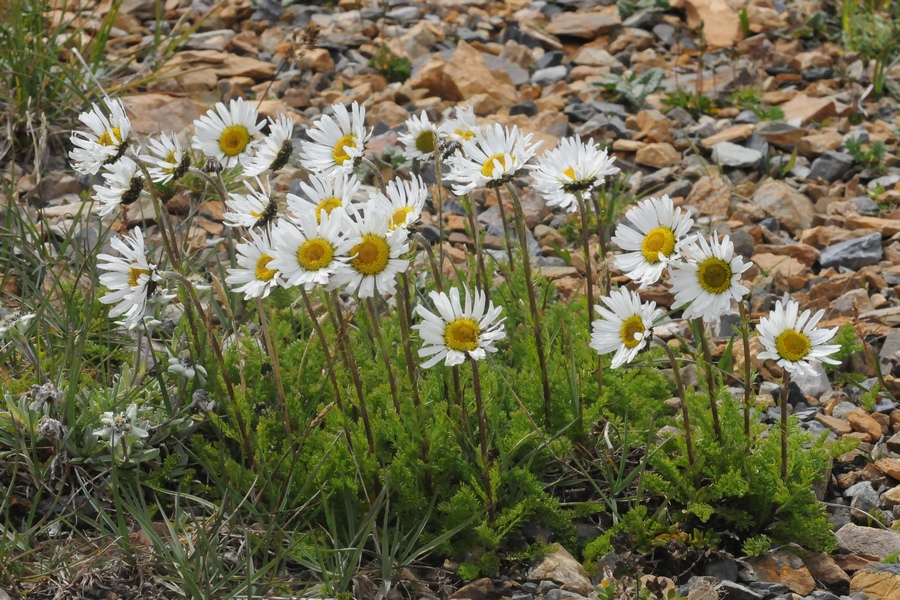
350,234,390,276
696,257,732,295
163,150,177,174
562,166,576,180
315,197,343,222
255,254,277,282
456,129,475,141
640,227,677,264
297,238,334,271
481,153,508,178
389,206,414,230
219,125,251,157
619,315,646,349
775,329,812,362
332,134,357,165
444,318,480,352
415,130,436,154
97,127,122,147
128,266,150,287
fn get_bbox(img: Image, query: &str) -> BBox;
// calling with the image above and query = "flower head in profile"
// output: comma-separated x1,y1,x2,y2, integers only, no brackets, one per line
224,177,278,229
413,286,506,368
141,132,191,184
589,288,663,368
225,227,282,299
97,227,162,330
69,98,132,175
191,98,264,169
94,157,144,217
757,299,841,376
287,171,360,223
299,101,370,176
446,123,540,195
531,135,619,212
398,111,446,161
330,205,409,298
94,404,149,448
610,195,694,287
370,174,427,231
269,209,355,290
243,113,294,177
669,234,751,321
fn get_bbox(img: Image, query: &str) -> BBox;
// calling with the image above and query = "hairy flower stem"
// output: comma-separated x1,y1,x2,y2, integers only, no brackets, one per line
576,192,601,427
656,337,696,481
590,193,608,259
470,359,495,522
361,156,386,194
366,297,401,414
397,274,421,408
782,370,790,483
462,194,490,299
256,296,291,436
412,232,444,292
739,301,753,438
432,138,447,272
494,187,516,270
695,319,722,442
300,288,354,454
329,290,375,455
135,158,181,269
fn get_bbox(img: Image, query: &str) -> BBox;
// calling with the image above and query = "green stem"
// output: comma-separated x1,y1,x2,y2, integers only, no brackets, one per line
462,194,490,299
361,156,386,193
256,296,291,437
739,301,753,438
470,359,495,522
577,192,600,429
397,274,421,408
366,296,401,414
695,318,722,442
494,187,516,271
656,337,696,478
782,370,790,483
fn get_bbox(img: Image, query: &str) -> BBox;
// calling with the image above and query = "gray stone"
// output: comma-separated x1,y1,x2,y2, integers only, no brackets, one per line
808,151,855,183
846,481,881,521
879,331,900,376
702,558,740,582
836,523,900,559
386,6,420,20
666,106,694,126
716,580,764,600
735,110,761,124
530,65,568,87
849,196,881,216
802,593,840,600
534,51,565,70
791,362,832,399
867,173,900,189
833,401,858,420
712,142,763,169
818,233,883,271
484,54,530,86
542,590,585,600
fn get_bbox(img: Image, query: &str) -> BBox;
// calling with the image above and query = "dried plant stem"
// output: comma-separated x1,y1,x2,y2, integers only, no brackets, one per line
256,296,291,437
506,182,553,429
656,337,696,477
782,370,790,483
494,187,517,270
397,274,421,408
470,359,495,522
739,301,753,438
695,318,722,442
365,296,401,414
462,194,490,299
432,140,447,271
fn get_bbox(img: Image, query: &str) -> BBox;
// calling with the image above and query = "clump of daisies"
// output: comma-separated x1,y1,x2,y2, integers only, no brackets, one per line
97,227,163,330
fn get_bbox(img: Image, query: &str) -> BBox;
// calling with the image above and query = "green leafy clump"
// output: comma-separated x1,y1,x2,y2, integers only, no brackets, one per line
742,535,771,557
662,90,717,119
727,88,785,121
598,68,664,109
369,46,412,83
826,324,865,372
845,138,887,174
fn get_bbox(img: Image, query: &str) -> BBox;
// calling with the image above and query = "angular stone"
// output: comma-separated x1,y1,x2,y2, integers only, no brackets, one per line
671,0,741,49
746,550,815,595
686,175,732,217
751,252,806,283
752,180,815,234
888,431,900,454
797,130,843,157
808,151,854,183
757,121,806,149
635,142,680,168
449,577,495,600
846,216,900,238
122,94,210,137
836,523,900,559
831,288,874,316
571,46,621,68
818,233,883,271
701,124,756,148
753,243,819,266
801,552,851,589
778,94,837,125
712,142,762,168
850,563,900,598
526,545,593,594
876,458,900,480
848,410,884,442
881,485,900,507
815,414,853,435
545,7,622,39
443,41,518,108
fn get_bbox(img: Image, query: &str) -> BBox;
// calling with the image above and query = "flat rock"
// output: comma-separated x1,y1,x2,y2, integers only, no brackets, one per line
753,243,819,266
800,225,879,248
801,552,851,589
881,485,900,507
160,49,276,80
545,7,621,39
686,175,732,217
848,410,884,442
876,458,900,480
670,0,741,49
526,545,593,594
818,233,883,271
635,142,680,168
746,550,815,595
712,142,762,168
122,94,210,137
815,413,853,435
752,180,815,234
850,563,900,599
757,121,806,148
701,124,755,148
797,130,843,157
449,577,495,600
778,94,837,125
846,216,900,237
836,523,900,559
808,151,854,183
443,41,518,109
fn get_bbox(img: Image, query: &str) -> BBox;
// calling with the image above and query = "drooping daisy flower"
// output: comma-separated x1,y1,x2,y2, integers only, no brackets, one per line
191,97,264,169
398,111,446,162
286,171,361,223
94,156,144,217
530,135,620,212
299,101,370,176
97,227,162,330
756,299,840,377
445,104,479,144
669,234,751,322
225,227,282,299
370,174,427,231
69,98,132,175
589,288,663,368
330,205,409,298
446,123,540,195
414,286,506,368
140,132,191,184
269,209,356,290
243,113,294,177
224,177,278,229
610,195,694,287
94,404,149,447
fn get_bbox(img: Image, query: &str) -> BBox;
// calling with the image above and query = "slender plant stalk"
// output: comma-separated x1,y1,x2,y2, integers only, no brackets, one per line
505,182,553,429
576,192,601,426
462,194,490,299
256,296,291,436
695,318,722,442
397,274,421,408
411,232,444,292
590,192,608,259
365,296,401,414
781,370,791,483
739,301,753,438
432,137,446,272
361,156,386,193
656,338,696,477
494,187,516,270
470,359,495,522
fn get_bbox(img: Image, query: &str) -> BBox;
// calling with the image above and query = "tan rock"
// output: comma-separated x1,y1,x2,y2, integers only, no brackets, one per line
526,544,593,594
298,48,334,73
757,121,806,149
545,6,621,39
407,53,449,98
797,130,843,157
753,243,820,266
848,410,884,442
801,552,851,589
700,124,755,149
669,0,741,49
752,180,815,234
635,142,681,168
815,414,853,436
846,216,900,237
800,225,880,248
778,94,837,125
835,552,878,573
752,252,806,281
830,289,874,317
850,564,900,599
881,485,900,507
571,46,620,68
443,41,518,108
876,458,900,480
366,101,410,129
449,577,495,600
122,93,209,137
161,49,276,81
746,550,816,596
613,139,646,152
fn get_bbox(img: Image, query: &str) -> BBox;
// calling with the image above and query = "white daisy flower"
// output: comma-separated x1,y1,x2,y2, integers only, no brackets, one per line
140,132,191,184
369,174,427,231
225,227,282,299
299,101,370,176
530,135,620,213
243,113,294,177
224,176,278,229
756,299,841,377
330,205,409,298
669,234,751,322
191,97,264,169
269,209,356,290
610,195,695,287
398,111,447,161
97,227,163,330
589,288,663,368
286,171,361,223
93,157,144,217
69,98,132,175
94,404,149,447
413,286,506,368
446,123,540,195
445,104,479,144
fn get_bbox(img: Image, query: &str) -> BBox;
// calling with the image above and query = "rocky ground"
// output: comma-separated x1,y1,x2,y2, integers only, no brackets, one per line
7,0,900,598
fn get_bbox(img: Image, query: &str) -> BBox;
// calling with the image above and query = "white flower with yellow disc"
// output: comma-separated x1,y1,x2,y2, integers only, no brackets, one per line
299,101,370,176
369,174,427,231
70,98,132,175
330,205,409,298
530,135,619,213
756,299,840,376
286,171,360,223
225,227,282,299
589,288,663,368
669,234,751,321
97,227,162,330
269,209,356,290
446,123,540,195
398,111,447,161
191,98,264,169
